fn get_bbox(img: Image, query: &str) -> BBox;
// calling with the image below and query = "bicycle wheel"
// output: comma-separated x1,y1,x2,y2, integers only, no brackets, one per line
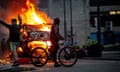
30,47,48,67
58,47,78,67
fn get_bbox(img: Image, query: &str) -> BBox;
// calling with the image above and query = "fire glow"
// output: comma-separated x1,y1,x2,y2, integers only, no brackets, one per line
21,0,53,31
18,0,52,52
0,0,53,64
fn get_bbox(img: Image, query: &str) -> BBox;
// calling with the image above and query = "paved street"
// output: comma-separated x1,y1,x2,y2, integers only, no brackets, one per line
0,49,120,72
1,59,119,72
26,60,120,72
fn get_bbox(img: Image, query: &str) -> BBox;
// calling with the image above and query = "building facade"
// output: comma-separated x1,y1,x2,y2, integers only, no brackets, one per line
90,0,120,32
89,0,120,45
39,0,120,46
40,0,90,47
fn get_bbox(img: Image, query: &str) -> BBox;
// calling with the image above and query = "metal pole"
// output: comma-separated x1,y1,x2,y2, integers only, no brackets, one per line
97,0,101,45
63,0,67,40
48,0,52,16
70,0,73,45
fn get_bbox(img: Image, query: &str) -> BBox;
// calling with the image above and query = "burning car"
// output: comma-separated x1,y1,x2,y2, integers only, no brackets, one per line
17,25,52,58
0,0,53,63
16,0,53,58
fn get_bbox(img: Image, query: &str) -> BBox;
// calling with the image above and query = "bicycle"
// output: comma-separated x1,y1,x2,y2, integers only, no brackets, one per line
18,25,78,67
30,40,78,67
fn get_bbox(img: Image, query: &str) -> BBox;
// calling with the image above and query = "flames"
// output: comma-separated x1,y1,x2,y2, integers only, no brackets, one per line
20,0,53,31
0,0,53,63
17,0,52,54
21,0,52,25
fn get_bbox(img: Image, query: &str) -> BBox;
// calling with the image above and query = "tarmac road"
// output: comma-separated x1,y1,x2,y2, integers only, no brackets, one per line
0,59,120,72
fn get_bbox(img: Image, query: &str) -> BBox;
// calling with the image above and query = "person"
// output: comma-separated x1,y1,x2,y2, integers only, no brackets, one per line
0,16,22,66
50,18,63,67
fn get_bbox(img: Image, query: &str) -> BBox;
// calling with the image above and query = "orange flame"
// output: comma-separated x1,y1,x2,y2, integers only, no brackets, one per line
17,0,52,54
20,0,53,31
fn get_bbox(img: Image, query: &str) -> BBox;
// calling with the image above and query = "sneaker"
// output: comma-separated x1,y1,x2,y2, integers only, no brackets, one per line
12,61,19,67
54,63,61,67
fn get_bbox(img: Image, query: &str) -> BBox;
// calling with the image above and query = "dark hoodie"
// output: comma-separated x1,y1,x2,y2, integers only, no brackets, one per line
0,19,21,42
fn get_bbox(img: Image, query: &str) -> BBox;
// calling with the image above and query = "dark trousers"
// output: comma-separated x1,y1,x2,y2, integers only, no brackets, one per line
50,41,59,63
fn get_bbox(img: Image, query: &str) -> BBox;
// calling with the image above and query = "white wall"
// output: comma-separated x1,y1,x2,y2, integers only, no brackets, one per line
48,0,90,47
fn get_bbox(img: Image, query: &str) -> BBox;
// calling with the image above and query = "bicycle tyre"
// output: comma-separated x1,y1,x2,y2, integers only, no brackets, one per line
30,47,48,67
58,47,78,67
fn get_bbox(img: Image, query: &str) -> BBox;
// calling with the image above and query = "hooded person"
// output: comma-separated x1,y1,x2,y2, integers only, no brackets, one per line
0,16,22,66
50,17,64,67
